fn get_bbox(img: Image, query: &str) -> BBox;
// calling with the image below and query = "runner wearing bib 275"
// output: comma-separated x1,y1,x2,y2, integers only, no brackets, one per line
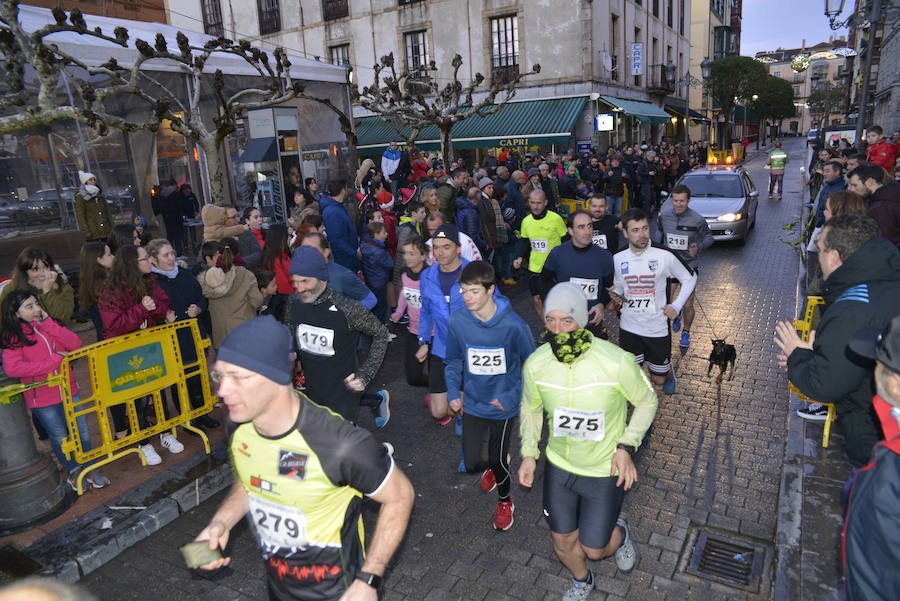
657,184,713,348
518,283,658,601
542,210,615,339
193,316,414,601
445,261,535,531
513,189,567,318
610,208,697,394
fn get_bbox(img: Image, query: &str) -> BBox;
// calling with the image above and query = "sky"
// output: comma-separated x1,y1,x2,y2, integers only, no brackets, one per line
740,0,849,57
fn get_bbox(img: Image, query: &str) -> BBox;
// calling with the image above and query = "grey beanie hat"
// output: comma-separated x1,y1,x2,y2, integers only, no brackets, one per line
544,282,589,328
217,316,293,385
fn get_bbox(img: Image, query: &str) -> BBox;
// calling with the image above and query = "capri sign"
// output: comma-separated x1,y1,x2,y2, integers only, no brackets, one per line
498,138,530,147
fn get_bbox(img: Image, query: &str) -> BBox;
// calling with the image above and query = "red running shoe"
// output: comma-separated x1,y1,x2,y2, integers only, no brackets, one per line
435,416,452,426
493,499,515,531
480,469,497,492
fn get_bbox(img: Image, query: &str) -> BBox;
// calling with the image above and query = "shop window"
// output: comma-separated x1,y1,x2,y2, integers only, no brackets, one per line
490,15,519,84
323,0,349,21
202,0,224,37
258,0,281,35
404,30,429,77
329,44,350,66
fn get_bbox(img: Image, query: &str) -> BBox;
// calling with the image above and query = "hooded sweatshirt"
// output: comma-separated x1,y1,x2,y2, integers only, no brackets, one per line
201,204,245,242
788,237,900,466
444,295,535,420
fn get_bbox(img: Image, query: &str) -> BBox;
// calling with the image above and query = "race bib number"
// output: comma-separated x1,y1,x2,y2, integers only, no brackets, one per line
467,347,507,375
592,233,608,249
552,407,605,441
296,324,335,356
623,294,656,314
570,277,599,301
666,233,689,250
402,286,422,309
248,494,308,549
530,238,549,253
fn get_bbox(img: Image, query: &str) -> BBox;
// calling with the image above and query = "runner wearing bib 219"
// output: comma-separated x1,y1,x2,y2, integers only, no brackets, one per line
513,189,568,319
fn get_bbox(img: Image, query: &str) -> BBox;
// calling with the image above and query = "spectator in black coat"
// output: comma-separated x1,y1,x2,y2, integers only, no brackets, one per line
159,180,186,256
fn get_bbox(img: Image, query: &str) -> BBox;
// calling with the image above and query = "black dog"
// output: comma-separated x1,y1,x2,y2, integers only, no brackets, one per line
708,339,736,384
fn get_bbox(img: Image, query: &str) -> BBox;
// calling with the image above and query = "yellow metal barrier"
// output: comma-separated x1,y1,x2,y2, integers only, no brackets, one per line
557,186,629,218
787,296,835,447
58,320,216,494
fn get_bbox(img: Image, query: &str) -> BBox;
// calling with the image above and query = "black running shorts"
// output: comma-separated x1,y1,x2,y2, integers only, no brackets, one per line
542,461,625,549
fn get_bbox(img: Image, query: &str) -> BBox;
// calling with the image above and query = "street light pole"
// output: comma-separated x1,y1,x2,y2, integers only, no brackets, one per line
854,0,880,146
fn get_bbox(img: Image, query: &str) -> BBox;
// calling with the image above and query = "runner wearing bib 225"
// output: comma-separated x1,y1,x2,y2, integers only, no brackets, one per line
518,282,658,601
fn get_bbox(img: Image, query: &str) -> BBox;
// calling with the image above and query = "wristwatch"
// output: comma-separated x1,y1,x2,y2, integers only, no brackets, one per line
356,571,383,590
616,443,637,457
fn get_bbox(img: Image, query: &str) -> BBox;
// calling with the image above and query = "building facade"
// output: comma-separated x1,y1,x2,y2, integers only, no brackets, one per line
168,0,696,156
28,0,167,23
756,38,850,136
846,0,899,137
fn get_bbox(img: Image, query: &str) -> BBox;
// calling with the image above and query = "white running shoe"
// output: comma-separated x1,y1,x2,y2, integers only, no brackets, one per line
139,443,162,465
160,433,184,453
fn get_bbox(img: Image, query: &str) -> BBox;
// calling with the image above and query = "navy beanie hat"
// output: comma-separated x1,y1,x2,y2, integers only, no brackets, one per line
289,245,329,281
217,315,293,385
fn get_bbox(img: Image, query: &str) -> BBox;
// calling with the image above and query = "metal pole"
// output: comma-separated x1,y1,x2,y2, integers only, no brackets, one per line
45,132,70,230
854,0,881,146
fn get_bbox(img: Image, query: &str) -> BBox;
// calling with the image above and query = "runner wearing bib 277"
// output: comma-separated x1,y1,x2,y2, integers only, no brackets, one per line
285,247,391,426
610,208,697,395
513,189,567,318
541,210,615,339
657,184,713,348
518,283,658,601
193,316,414,601
444,261,535,531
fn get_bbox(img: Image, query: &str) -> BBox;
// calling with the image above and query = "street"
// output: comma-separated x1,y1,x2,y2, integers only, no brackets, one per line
80,140,807,601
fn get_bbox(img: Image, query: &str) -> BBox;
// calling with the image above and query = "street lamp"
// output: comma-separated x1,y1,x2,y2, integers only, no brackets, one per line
664,61,677,88
700,57,714,82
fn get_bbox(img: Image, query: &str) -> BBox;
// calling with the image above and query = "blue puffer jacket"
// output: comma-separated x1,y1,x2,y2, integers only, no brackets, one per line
455,196,485,253
360,237,394,288
320,194,360,272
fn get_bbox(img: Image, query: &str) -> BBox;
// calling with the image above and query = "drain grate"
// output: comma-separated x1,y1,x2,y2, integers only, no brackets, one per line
685,531,764,591
0,545,43,583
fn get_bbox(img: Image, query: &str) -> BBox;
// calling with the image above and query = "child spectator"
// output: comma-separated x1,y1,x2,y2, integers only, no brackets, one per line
260,224,293,295
361,221,394,323
78,241,114,341
390,236,429,396
201,240,264,348
255,270,287,322
1,290,110,491
0,247,75,327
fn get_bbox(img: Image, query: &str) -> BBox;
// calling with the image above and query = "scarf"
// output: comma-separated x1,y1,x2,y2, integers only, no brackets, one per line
541,328,593,363
151,264,179,279
80,183,100,199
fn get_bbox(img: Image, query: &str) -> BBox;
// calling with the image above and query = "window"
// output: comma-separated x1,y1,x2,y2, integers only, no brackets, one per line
323,0,348,21
611,14,619,82
713,26,731,59
201,0,224,36
399,0,423,4
711,0,724,17
491,15,519,83
404,30,429,76
774,70,781,77
653,0,660,17
257,0,281,34
793,85,800,98
667,0,674,27
679,0,685,34
652,37,659,65
329,44,350,66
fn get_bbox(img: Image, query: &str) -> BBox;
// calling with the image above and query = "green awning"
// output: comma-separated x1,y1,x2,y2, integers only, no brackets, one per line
600,95,670,124
354,96,587,155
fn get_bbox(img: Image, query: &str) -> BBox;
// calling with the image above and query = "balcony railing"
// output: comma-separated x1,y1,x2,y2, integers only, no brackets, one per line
645,64,675,95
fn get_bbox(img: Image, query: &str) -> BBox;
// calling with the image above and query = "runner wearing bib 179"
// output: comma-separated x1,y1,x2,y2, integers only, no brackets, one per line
444,261,535,531
285,247,391,426
518,283,658,601
513,189,567,318
657,184,713,348
193,316,415,601
541,210,615,339
610,208,697,395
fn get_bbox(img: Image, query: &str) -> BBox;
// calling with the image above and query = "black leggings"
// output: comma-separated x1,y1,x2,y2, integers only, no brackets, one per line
461,414,514,501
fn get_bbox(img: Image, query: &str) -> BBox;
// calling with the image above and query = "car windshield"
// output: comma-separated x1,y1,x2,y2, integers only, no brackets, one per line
680,174,743,198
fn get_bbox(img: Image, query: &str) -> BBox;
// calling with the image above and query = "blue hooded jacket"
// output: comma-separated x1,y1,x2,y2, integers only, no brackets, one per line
444,295,535,420
320,193,361,271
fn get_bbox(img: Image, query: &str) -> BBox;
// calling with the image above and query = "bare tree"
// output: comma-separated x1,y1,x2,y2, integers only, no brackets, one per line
354,53,540,170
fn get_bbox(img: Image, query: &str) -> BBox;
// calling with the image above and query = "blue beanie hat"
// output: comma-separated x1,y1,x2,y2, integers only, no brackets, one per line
217,316,293,385
289,245,329,281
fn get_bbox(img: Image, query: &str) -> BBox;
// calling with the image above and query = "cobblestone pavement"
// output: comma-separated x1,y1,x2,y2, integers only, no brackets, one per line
81,141,810,601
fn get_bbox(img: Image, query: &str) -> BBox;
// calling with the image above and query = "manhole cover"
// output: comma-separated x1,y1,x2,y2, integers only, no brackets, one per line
0,544,43,583
685,531,765,592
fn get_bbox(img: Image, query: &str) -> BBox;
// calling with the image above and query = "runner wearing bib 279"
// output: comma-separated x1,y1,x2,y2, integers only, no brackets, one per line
285,247,390,426
194,316,414,601
657,184,713,348
542,210,615,339
513,189,567,318
444,261,535,531
610,208,697,395
518,283,658,601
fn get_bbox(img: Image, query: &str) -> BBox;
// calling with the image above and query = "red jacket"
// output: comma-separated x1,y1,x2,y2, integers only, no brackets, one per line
99,279,170,339
1,318,82,408
867,140,898,172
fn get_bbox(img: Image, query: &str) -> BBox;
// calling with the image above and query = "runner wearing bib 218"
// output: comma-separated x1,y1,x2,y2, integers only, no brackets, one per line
518,282,658,600
445,261,535,532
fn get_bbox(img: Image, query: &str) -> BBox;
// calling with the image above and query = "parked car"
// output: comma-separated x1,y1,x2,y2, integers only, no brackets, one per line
807,128,821,146
23,187,79,221
661,165,759,245
0,194,18,225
